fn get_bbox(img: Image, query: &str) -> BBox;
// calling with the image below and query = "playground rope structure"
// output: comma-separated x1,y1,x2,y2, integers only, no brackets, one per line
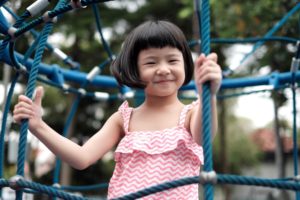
0,0,299,199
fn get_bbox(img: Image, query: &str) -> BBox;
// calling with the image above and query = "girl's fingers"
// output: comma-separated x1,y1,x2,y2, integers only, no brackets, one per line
13,93,42,124
194,54,206,69
194,52,221,94
196,73,221,85
195,60,219,74
13,106,34,116
33,86,44,106
196,63,221,78
13,113,30,121
14,101,32,110
13,112,32,123
18,95,33,104
195,53,218,69
206,52,218,62
13,99,35,121
195,66,222,86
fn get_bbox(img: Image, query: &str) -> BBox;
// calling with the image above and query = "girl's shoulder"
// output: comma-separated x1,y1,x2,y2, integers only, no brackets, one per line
105,101,133,130
185,99,200,113
184,99,201,128
118,100,131,110
107,110,124,129
118,100,134,117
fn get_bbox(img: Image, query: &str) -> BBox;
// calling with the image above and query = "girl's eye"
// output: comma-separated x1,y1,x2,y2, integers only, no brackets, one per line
169,60,179,63
144,62,155,66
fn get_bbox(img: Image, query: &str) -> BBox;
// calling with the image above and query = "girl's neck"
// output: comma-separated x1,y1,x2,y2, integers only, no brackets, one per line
143,93,181,108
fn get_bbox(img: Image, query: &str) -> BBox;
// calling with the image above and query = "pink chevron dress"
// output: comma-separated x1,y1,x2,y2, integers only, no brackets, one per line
108,101,204,199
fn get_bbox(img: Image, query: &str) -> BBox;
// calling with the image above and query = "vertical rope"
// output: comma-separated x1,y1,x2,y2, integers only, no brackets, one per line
16,22,54,200
0,72,19,198
291,40,300,200
196,0,214,199
92,4,114,59
199,0,211,54
291,68,300,200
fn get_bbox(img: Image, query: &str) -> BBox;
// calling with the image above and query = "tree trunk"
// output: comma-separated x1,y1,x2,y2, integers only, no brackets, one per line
273,92,285,178
272,92,288,199
219,95,231,200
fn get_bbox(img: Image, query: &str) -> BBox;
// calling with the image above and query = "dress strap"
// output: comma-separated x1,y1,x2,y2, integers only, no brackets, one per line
118,101,133,134
178,100,200,127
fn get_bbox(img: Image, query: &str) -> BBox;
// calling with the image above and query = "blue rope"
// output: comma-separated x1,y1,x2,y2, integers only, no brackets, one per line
0,10,31,67
0,0,9,7
3,172,300,200
188,36,299,47
0,7,39,200
0,11,30,62
113,173,300,199
16,21,55,200
291,70,300,200
22,33,43,64
3,5,80,69
0,178,9,187
211,36,299,44
237,3,300,69
92,4,114,59
196,0,214,199
0,8,32,200
61,183,108,191
0,72,20,197
9,1,113,40
13,10,31,28
16,178,88,200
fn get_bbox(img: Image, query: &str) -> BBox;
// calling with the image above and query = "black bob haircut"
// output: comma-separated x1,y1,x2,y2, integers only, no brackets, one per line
111,20,194,89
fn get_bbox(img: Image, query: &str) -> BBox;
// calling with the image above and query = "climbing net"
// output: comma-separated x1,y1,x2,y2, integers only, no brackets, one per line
0,0,300,200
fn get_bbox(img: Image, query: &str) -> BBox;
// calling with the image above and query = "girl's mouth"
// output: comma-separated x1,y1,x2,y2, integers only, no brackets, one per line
154,79,173,84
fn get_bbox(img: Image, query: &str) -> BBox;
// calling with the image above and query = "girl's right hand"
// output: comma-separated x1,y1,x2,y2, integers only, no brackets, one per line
13,86,44,130
194,53,222,95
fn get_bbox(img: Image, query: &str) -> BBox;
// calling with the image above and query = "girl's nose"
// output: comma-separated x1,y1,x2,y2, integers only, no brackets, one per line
156,64,170,75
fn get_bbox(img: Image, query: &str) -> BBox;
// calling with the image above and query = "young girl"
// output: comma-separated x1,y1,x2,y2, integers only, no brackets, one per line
13,20,222,199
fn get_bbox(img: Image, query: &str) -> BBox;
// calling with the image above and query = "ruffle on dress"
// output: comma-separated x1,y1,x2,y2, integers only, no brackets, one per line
115,101,204,166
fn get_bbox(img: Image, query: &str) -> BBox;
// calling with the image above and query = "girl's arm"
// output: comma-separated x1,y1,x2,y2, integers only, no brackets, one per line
190,95,218,145
190,53,222,145
13,87,123,170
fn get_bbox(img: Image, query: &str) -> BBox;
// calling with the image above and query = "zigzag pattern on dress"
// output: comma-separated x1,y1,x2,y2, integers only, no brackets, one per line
115,126,203,157
108,101,203,199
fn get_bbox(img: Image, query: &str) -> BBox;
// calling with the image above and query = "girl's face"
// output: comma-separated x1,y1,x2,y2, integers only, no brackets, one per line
137,47,185,97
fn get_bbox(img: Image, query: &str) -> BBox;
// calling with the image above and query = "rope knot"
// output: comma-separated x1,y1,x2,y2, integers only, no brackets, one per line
42,11,58,23
199,171,217,185
78,88,87,96
71,0,87,9
7,26,17,41
8,175,24,190
52,183,61,188
294,175,300,182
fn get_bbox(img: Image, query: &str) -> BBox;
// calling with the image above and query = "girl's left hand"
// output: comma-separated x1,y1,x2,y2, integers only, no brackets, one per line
194,52,222,95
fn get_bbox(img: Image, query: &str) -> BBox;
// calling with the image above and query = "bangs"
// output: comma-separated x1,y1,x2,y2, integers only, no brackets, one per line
132,21,185,52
